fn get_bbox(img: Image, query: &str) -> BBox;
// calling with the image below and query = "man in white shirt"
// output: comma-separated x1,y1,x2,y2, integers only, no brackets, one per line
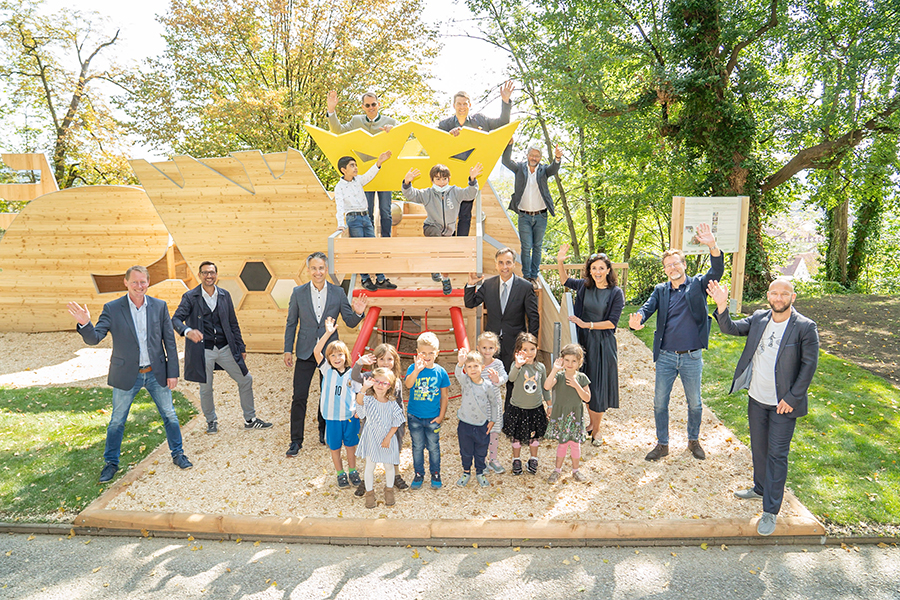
709,278,819,536
501,140,563,286
334,152,397,292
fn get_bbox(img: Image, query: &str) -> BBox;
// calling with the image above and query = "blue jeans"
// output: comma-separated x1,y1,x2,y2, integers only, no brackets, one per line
408,414,441,476
518,211,548,280
365,190,392,238
346,213,385,283
106,372,183,465
653,349,703,445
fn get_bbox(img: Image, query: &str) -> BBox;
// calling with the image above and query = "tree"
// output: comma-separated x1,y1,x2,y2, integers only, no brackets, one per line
0,0,134,188
121,0,439,175
466,0,900,297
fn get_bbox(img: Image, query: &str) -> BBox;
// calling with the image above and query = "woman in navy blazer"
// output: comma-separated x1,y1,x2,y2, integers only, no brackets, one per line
556,245,625,445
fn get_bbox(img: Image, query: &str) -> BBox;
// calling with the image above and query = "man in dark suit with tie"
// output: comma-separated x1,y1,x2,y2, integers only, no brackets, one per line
464,247,540,405
172,261,272,434
67,265,192,484
709,278,819,536
283,251,367,456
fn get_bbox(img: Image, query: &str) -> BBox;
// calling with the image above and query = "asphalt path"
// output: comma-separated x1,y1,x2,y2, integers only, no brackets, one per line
1,533,899,599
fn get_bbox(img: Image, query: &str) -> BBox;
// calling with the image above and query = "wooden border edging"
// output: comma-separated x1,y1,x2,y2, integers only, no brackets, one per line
72,508,826,547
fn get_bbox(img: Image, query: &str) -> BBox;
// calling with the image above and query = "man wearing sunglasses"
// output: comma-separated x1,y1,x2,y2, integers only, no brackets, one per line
326,90,398,238
628,223,723,462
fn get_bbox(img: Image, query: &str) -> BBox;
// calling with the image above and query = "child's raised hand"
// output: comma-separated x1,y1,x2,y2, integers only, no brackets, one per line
362,377,376,390
324,316,337,334
514,351,526,367
556,243,569,263
553,357,564,371
376,150,392,166
358,353,376,366
414,354,426,372
457,347,468,365
404,168,420,184
487,368,499,385
469,162,483,179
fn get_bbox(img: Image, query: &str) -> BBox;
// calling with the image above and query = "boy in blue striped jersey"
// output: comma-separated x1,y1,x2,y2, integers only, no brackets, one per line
313,317,361,488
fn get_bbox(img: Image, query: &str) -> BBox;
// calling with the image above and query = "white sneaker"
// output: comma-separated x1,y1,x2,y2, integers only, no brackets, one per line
757,512,777,536
488,460,506,474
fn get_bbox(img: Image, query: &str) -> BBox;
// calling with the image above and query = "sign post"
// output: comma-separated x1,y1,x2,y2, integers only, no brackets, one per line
671,196,750,312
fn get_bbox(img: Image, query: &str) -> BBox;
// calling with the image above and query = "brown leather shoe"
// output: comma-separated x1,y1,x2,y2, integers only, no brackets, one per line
688,440,706,460
384,486,395,506
644,443,669,461
364,490,376,509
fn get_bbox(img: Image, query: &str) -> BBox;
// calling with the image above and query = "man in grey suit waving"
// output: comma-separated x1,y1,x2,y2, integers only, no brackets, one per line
709,278,819,536
283,252,368,455
67,265,192,484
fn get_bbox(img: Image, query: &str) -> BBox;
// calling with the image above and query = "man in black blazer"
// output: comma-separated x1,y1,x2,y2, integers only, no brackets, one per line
437,81,514,237
172,261,272,434
67,265,192,484
283,251,367,455
709,278,819,536
502,140,563,285
464,247,540,404
629,224,723,461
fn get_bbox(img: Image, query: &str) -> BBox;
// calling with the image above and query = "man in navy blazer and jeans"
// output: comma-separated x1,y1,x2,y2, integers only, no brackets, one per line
67,265,192,483
283,252,367,456
501,140,563,285
709,278,819,536
172,261,272,434
629,224,723,462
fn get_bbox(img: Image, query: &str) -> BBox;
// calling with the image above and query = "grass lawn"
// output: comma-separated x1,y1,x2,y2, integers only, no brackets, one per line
621,305,900,528
0,386,197,522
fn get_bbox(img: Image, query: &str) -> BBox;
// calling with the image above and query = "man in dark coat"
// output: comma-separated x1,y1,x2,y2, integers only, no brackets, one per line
709,278,819,536
172,261,272,434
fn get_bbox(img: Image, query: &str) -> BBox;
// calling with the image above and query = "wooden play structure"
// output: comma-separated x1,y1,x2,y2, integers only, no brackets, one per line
0,124,571,354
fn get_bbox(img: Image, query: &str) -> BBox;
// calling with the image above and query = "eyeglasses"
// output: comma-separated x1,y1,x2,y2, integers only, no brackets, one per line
200,271,217,276
663,262,683,270
363,102,378,108
372,380,391,387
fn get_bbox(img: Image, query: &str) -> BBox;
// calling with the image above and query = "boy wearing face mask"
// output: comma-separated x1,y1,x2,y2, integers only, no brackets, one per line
401,163,483,294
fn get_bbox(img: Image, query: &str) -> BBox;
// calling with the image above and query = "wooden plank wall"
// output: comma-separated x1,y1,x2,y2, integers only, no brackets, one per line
0,186,187,332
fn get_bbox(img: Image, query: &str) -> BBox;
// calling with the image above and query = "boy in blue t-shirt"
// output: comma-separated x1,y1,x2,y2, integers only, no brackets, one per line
404,331,450,489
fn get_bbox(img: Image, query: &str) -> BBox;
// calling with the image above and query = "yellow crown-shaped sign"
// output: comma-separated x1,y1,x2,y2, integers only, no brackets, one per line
306,121,519,190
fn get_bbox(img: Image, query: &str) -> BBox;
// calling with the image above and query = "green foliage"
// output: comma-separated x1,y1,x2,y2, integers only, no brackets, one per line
121,0,439,186
623,253,666,305
0,0,137,187
0,386,197,521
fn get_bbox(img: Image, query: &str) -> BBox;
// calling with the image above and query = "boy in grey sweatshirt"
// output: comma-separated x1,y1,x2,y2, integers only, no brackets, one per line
454,349,501,487
401,162,483,294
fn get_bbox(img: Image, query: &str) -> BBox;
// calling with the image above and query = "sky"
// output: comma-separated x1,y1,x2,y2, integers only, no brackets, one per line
32,0,513,162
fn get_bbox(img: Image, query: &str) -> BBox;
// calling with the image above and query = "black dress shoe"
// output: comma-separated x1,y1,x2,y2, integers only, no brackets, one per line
286,442,301,457
319,433,326,445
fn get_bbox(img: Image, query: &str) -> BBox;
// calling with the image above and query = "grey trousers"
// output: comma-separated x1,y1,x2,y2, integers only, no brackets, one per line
200,345,255,423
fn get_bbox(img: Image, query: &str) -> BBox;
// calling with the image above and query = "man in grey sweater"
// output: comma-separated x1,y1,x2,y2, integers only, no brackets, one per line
326,90,398,237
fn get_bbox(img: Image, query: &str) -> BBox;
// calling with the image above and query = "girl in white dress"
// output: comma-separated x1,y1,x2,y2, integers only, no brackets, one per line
355,367,407,508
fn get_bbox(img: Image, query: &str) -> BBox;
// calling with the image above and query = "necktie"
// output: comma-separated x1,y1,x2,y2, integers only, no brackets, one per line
500,281,510,313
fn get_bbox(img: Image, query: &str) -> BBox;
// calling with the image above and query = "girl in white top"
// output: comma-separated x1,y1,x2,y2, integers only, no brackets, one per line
355,368,406,509
476,332,508,474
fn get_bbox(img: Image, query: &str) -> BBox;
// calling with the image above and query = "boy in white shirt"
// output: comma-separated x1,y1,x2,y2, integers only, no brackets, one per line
334,151,397,291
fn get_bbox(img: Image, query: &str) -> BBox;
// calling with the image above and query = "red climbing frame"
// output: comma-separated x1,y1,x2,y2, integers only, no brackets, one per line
349,293,471,361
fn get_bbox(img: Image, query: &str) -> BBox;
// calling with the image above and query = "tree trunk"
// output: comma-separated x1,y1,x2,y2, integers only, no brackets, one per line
824,198,850,286
623,194,641,261
847,197,881,286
